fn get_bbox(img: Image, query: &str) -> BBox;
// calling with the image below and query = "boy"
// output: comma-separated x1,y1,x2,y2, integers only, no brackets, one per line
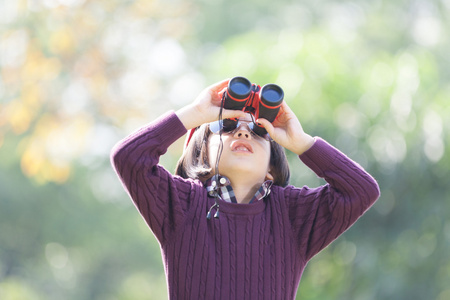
111,79,380,299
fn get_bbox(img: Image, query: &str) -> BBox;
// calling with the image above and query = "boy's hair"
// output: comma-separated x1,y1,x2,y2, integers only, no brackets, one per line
175,124,290,187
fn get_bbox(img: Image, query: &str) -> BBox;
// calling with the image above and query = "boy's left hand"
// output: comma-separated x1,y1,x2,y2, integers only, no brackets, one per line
257,101,315,155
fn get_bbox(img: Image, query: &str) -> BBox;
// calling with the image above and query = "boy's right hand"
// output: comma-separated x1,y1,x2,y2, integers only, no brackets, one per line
256,101,315,155
176,79,247,130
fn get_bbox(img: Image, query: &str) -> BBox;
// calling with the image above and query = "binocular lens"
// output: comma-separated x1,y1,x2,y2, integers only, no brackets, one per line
261,84,284,106
228,77,252,100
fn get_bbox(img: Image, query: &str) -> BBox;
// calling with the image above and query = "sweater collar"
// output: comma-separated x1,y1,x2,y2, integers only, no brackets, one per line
204,175,272,204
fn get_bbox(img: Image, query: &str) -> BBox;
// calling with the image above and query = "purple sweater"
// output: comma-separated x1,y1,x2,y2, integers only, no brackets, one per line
111,111,380,300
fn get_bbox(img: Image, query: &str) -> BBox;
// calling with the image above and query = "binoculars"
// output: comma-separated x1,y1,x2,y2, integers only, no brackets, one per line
222,76,284,137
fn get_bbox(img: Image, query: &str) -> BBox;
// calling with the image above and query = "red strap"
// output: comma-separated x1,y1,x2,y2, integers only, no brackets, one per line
184,127,197,149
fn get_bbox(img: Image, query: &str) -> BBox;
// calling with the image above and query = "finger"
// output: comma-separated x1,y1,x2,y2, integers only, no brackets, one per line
280,101,295,115
275,101,296,124
256,118,275,137
211,86,228,103
209,78,230,93
219,86,228,96
221,109,247,120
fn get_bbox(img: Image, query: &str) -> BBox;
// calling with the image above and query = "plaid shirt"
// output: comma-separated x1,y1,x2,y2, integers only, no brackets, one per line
205,175,273,204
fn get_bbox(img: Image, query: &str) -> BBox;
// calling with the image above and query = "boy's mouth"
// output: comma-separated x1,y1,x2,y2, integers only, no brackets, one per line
231,141,253,153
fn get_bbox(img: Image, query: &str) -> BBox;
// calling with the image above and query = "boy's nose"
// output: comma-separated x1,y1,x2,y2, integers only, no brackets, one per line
233,125,252,139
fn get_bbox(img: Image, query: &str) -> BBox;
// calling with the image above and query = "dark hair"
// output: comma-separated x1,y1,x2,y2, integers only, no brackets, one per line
175,124,290,187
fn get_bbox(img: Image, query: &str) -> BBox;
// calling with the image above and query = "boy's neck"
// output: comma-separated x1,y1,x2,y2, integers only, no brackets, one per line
228,175,266,204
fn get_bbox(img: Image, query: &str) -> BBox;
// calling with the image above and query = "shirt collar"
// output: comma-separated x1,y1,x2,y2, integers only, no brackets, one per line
205,175,273,204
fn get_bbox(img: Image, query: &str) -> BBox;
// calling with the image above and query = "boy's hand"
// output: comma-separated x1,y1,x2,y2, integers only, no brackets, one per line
177,79,246,130
257,101,315,155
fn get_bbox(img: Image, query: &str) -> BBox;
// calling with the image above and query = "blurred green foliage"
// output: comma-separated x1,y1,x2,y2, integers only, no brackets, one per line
1,0,449,299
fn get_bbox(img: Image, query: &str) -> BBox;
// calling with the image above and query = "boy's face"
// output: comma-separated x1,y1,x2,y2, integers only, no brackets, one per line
208,114,272,184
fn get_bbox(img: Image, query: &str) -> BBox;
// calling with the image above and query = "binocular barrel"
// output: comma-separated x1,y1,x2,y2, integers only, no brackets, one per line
223,77,253,111
259,83,284,123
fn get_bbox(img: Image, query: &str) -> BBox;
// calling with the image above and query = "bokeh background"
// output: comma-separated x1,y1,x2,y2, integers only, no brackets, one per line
1,0,449,299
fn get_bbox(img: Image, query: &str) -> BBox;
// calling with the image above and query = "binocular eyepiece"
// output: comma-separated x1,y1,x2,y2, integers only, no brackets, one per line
223,76,284,137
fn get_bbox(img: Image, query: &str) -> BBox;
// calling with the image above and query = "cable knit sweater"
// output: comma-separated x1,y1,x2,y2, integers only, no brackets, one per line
111,111,380,300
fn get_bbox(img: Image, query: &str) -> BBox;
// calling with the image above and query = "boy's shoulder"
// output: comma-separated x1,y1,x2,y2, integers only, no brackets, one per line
270,183,325,204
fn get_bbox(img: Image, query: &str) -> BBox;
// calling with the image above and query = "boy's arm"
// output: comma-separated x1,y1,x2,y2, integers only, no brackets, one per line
258,100,379,260
286,138,380,261
110,78,247,244
110,111,191,245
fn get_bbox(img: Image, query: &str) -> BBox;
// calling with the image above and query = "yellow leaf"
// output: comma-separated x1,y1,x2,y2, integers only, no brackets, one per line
49,28,75,55
21,144,45,178
8,100,33,134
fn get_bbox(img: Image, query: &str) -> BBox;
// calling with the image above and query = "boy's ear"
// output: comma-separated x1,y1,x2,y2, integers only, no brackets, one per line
265,171,274,181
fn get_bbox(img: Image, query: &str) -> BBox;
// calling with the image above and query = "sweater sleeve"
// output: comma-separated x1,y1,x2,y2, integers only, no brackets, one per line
110,111,196,245
286,137,380,261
